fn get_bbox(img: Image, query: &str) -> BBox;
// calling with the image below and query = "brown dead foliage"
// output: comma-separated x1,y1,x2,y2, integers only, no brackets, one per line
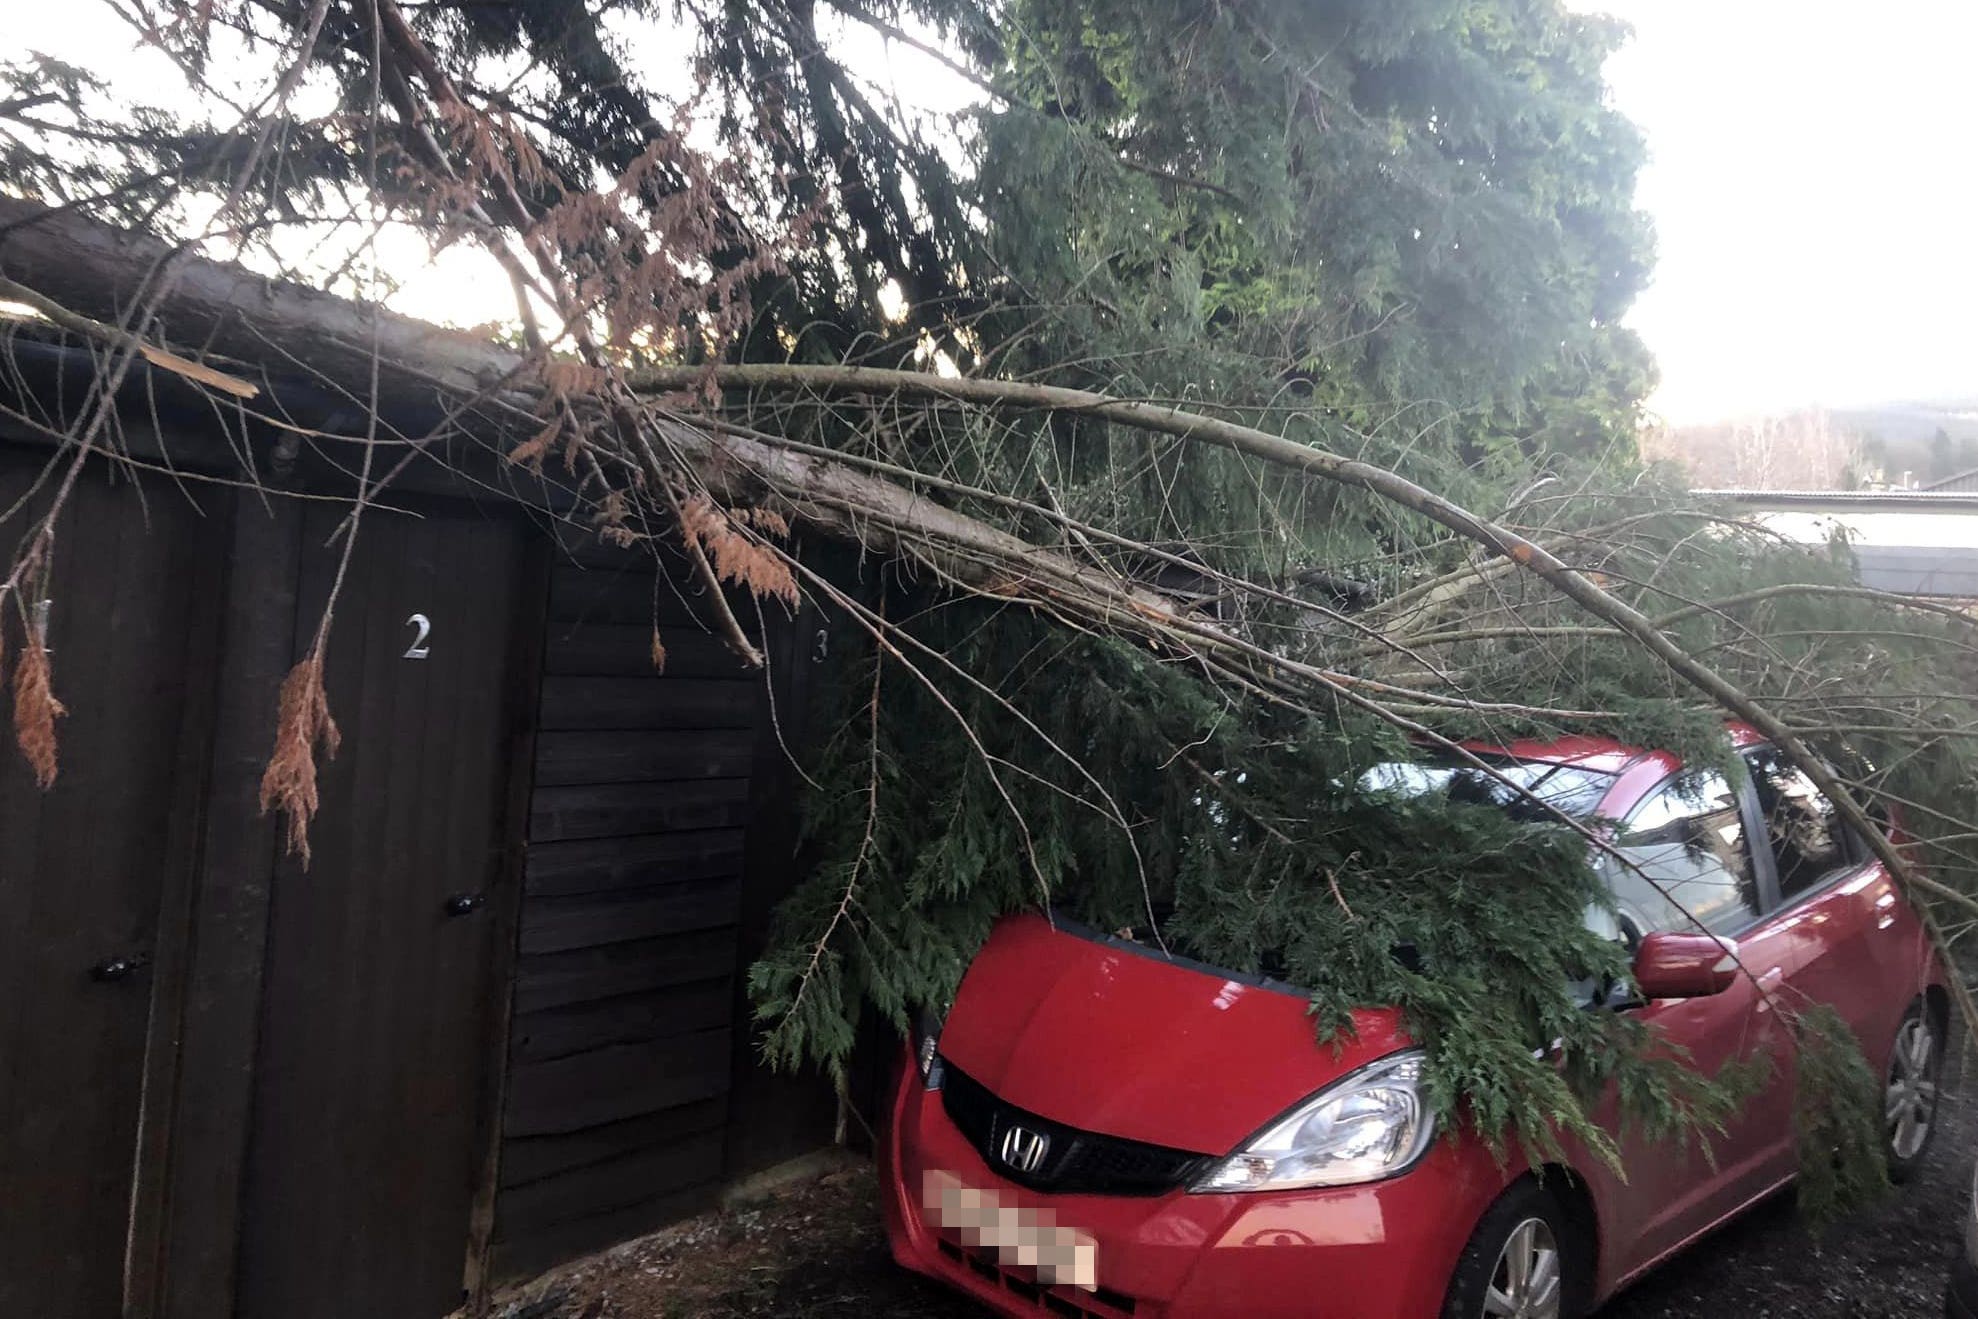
738,505,791,538
650,627,667,675
507,418,560,472
541,360,609,397
12,641,65,789
679,496,799,607
258,654,342,865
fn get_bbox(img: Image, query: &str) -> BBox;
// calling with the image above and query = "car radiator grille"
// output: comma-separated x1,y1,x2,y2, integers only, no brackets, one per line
938,1061,1214,1197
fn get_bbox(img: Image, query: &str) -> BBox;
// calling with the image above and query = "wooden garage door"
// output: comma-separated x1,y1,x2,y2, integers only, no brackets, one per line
234,502,538,1319
0,448,225,1316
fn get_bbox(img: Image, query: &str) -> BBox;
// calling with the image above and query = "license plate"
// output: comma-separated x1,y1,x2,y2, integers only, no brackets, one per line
923,1169,1098,1290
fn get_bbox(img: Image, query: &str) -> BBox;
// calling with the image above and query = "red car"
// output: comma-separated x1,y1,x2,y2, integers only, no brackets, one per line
879,730,1949,1318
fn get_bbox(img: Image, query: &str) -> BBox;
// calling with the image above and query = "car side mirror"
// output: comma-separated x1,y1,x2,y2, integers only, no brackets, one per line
1632,931,1738,1000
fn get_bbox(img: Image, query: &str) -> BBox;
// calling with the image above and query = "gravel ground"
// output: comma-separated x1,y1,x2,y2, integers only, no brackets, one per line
498,1064,1973,1319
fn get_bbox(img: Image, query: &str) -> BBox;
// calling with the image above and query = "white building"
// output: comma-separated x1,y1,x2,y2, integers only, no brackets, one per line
1700,489,1978,598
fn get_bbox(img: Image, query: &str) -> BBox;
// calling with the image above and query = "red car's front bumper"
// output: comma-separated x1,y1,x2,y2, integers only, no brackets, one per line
879,1052,1501,1319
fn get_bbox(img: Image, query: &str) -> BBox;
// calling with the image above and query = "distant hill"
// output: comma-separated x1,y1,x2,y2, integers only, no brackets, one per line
1829,400,1978,445
1645,400,1978,490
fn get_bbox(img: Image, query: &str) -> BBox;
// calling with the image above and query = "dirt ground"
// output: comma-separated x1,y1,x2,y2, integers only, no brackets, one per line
495,1069,1974,1319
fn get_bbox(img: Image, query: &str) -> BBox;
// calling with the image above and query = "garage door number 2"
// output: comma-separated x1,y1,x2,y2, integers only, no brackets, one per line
403,613,433,660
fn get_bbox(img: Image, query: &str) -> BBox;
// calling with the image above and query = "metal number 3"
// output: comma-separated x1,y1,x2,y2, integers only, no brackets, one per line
403,613,432,660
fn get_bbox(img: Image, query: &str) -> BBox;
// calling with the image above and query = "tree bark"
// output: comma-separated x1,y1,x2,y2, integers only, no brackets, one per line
0,196,515,399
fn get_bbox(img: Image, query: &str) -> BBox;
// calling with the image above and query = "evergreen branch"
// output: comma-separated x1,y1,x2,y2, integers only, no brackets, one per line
787,599,887,1020
819,0,1240,203
625,359,1978,1039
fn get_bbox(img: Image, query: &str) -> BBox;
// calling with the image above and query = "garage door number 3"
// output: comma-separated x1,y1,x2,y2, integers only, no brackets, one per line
403,613,432,660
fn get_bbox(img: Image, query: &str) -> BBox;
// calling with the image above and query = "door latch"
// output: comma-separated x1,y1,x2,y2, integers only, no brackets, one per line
89,953,149,983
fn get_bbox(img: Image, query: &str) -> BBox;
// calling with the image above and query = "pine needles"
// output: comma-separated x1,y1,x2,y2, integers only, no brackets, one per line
1792,1003,1893,1229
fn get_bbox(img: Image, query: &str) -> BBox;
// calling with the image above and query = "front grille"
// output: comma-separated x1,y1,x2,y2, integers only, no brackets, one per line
939,1061,1213,1196
936,1238,1138,1316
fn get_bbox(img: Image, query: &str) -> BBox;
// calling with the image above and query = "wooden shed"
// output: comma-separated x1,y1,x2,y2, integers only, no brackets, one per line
0,337,838,1318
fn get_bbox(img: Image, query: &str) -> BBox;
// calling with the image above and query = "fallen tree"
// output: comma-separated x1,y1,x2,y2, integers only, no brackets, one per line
7,192,1975,1208
4,0,1975,1221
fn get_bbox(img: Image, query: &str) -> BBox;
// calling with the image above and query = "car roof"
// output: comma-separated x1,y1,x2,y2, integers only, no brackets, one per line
1456,721,1765,778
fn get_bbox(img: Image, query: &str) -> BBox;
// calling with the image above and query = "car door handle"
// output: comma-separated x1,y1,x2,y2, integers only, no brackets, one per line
1876,890,1899,929
1754,965,1784,1012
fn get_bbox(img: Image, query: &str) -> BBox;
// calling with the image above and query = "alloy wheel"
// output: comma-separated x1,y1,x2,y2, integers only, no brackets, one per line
1887,1013,1940,1161
1481,1216,1562,1319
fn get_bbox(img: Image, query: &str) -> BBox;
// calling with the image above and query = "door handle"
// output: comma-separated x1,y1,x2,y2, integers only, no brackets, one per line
89,953,149,983
444,893,486,917
1755,965,1784,1012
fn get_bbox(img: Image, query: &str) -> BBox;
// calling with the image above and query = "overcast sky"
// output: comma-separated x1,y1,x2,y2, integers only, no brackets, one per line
1577,0,1978,422
11,2,1976,425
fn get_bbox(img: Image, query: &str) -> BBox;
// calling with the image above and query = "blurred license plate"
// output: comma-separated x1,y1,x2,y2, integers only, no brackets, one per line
922,1169,1098,1290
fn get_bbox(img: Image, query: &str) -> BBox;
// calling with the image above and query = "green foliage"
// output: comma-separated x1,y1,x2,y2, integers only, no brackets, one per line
725,0,1977,1215
753,582,1743,1176
973,0,1651,459
0,52,360,229
1791,1004,1891,1229
753,466,1978,1212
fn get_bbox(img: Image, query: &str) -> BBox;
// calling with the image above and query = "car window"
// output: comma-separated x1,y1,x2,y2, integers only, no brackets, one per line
1597,770,1759,941
1359,757,1615,822
1742,746,1852,900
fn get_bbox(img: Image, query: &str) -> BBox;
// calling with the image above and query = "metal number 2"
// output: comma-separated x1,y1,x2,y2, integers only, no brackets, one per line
403,613,432,660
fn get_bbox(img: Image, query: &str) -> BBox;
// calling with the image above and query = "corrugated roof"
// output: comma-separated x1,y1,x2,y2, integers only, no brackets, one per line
1697,488,1978,509
1923,466,1978,493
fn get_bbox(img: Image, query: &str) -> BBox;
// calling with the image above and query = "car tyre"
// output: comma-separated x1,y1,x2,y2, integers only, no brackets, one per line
1888,997,1946,1183
1441,1178,1589,1319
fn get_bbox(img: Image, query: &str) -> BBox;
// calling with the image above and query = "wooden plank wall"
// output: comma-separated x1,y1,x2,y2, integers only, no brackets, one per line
0,375,843,1307
491,547,768,1275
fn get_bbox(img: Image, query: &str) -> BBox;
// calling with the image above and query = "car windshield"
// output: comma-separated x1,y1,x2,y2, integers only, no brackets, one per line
1358,754,1616,823
1360,754,1628,998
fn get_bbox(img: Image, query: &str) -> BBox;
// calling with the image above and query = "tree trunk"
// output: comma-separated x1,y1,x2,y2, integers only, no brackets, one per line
0,197,513,399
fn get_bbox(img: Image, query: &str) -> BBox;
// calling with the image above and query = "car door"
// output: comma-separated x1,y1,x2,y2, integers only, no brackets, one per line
1595,767,1800,1276
1745,746,1916,1077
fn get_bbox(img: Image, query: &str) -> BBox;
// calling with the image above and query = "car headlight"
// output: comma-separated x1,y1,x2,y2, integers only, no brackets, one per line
1965,1159,1978,1265
914,1005,946,1089
1191,1050,1434,1193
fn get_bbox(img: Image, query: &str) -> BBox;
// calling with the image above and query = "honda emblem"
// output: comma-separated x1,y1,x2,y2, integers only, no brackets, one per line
998,1124,1051,1174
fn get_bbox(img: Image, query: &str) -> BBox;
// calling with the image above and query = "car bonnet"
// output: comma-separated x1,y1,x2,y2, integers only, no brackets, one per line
935,912,1415,1155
